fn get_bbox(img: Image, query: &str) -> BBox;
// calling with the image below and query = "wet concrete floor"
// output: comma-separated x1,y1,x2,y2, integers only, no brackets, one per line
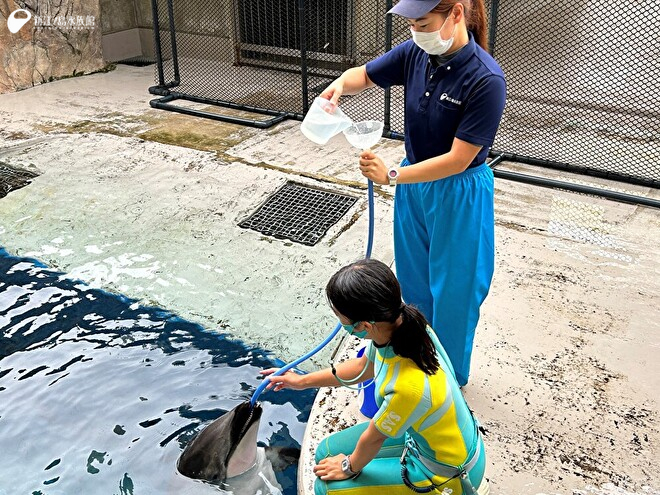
0,65,658,495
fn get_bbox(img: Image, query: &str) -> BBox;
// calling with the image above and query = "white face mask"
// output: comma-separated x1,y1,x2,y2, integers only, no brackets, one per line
410,15,457,55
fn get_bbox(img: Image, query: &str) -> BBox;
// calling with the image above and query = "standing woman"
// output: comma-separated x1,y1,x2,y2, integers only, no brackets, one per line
262,259,489,494
321,0,506,386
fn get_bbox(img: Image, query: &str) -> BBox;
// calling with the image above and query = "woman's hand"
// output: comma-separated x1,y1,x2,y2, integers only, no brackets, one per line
359,150,388,185
313,454,352,481
260,368,307,391
319,66,373,107
319,78,344,108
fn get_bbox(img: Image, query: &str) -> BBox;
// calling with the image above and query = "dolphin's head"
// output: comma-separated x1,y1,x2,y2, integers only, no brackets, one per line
177,401,263,482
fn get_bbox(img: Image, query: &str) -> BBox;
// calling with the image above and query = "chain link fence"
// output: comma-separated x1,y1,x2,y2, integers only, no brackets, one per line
489,0,660,188
149,0,659,205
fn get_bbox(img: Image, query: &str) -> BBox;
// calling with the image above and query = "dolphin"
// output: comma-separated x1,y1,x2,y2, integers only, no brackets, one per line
177,400,299,489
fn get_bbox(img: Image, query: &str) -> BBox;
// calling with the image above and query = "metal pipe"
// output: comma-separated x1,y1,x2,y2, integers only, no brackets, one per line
493,168,660,209
383,0,393,134
150,0,166,87
167,93,299,118
149,95,292,129
166,0,180,84
489,149,659,189
148,78,180,95
384,130,404,140
148,85,169,96
487,153,505,169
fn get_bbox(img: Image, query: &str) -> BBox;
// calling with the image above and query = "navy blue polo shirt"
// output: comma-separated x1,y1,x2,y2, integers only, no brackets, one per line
366,33,506,168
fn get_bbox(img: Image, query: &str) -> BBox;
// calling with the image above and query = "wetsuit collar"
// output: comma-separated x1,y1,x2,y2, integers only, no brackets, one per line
375,343,397,359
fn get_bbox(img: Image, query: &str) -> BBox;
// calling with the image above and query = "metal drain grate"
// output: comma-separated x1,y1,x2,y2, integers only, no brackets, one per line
0,164,39,199
239,182,358,246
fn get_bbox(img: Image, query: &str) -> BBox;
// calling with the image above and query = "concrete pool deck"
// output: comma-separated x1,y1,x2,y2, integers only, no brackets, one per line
0,64,658,495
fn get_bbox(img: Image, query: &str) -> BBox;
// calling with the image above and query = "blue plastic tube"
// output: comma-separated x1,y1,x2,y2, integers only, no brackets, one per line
250,180,375,407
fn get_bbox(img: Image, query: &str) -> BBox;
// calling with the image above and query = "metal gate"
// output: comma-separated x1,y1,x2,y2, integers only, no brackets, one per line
149,0,660,207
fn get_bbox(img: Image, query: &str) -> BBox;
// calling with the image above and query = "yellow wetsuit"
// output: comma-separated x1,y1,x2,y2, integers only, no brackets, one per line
314,327,488,494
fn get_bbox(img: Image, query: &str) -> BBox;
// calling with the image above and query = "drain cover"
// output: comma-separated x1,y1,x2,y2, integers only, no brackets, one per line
239,181,358,246
0,163,39,199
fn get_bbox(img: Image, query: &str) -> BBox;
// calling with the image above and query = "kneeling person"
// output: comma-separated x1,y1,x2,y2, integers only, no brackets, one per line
262,259,489,494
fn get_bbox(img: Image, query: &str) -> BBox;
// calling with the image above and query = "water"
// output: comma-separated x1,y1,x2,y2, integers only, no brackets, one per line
0,248,315,494
299,97,352,145
342,121,384,150
0,133,348,370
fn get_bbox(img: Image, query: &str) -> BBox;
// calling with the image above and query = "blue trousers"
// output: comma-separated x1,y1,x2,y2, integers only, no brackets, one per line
393,161,495,386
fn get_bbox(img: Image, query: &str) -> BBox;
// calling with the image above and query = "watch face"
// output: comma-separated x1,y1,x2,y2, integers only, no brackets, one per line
341,458,349,470
388,170,397,178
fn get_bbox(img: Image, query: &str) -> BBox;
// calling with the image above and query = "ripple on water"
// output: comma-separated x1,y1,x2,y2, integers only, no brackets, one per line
0,248,314,494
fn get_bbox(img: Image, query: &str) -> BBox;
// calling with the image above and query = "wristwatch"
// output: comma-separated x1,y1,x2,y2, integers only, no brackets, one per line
387,167,399,186
341,455,361,479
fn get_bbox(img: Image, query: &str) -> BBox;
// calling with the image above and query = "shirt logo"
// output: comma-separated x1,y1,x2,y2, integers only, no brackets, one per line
380,411,402,433
440,93,462,106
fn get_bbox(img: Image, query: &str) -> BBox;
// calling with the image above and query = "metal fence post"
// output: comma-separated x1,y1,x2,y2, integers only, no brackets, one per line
383,0,393,134
151,0,166,87
167,0,180,84
488,0,499,56
299,0,310,115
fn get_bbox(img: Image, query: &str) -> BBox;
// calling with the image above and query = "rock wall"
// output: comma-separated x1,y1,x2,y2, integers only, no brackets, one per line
0,0,105,94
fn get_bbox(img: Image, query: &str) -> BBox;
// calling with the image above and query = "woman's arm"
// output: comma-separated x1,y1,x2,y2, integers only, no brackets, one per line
320,65,375,107
397,138,483,182
345,420,388,472
359,137,483,185
261,354,374,391
313,420,388,480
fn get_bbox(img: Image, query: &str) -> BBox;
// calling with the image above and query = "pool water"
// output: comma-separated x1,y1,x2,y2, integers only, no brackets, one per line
0,133,353,371
0,248,315,494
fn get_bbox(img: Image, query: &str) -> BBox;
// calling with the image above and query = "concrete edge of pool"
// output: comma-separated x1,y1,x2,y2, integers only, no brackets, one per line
298,334,370,495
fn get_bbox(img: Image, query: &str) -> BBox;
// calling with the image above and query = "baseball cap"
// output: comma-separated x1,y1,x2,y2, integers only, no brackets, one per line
387,0,443,18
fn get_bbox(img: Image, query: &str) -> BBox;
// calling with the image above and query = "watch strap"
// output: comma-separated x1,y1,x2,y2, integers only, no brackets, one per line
342,455,361,478
388,167,399,186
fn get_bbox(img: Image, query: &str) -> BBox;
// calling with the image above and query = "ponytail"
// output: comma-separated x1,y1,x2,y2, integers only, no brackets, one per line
468,0,489,52
431,0,490,52
390,304,440,375
325,259,440,376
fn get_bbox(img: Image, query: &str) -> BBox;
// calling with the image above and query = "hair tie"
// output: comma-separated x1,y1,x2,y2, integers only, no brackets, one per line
399,303,406,314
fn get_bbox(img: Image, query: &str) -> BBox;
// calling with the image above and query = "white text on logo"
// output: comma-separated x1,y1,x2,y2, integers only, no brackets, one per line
440,93,462,105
